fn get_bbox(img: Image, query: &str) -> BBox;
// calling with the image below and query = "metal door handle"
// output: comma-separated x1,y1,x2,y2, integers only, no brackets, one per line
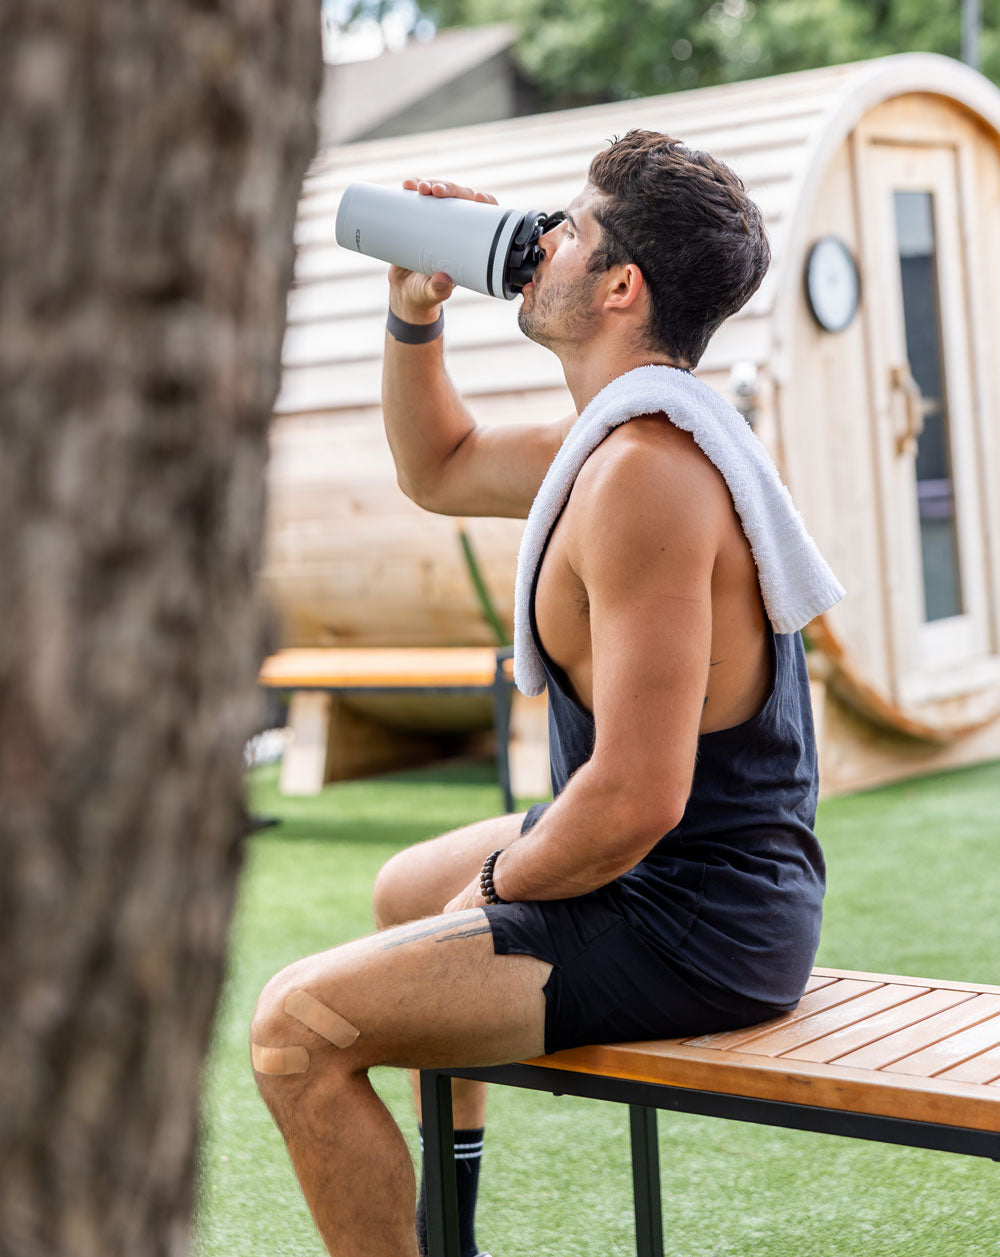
890,363,925,457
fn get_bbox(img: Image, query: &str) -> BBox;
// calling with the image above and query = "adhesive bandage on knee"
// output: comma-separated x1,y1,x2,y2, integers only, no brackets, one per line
250,989,359,1076
284,989,361,1049
251,1042,311,1075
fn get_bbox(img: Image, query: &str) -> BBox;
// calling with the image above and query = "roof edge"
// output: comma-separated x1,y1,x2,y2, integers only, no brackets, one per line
770,53,1000,381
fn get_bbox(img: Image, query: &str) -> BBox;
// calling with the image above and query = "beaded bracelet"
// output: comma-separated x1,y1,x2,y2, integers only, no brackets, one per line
479,848,507,904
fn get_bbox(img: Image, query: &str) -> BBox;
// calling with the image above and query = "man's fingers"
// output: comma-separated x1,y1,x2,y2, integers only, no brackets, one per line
427,272,454,297
402,177,498,204
423,179,460,197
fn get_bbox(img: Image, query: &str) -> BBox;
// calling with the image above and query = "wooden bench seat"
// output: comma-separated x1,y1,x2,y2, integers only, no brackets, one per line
258,646,516,805
420,966,1000,1255
259,646,514,691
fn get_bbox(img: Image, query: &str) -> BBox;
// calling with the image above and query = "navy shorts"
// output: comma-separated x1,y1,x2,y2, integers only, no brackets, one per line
484,890,790,1055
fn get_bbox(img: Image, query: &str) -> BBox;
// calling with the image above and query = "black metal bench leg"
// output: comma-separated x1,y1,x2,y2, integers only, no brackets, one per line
492,649,515,813
629,1104,664,1257
420,1071,461,1257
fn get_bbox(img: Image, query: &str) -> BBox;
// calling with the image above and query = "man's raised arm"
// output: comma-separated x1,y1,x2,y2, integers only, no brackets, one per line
381,177,573,520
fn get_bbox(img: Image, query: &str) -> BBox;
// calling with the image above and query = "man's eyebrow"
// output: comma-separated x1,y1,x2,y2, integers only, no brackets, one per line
563,210,579,230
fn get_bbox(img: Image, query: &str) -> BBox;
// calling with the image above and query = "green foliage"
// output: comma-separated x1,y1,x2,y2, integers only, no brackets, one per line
416,0,1000,106
741,0,874,80
458,524,511,646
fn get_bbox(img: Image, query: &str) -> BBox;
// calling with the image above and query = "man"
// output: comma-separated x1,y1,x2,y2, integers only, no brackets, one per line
251,131,826,1257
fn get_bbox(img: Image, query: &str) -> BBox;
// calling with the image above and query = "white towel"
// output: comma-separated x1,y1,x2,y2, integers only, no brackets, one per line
513,364,845,697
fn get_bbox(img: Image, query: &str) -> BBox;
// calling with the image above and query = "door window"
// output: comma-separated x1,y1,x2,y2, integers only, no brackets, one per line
893,189,963,623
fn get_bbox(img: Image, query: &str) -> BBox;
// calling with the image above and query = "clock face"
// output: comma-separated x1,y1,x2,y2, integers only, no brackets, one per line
805,236,860,333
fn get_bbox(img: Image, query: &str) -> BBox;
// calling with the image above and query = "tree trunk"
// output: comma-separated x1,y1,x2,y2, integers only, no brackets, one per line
0,4,322,1254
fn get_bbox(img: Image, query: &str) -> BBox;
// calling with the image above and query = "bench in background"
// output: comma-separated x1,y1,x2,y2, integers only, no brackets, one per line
258,646,517,809
421,966,1000,1256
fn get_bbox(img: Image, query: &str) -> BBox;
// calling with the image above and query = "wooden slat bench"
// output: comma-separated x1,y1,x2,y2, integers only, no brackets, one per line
420,966,1000,1255
258,646,516,807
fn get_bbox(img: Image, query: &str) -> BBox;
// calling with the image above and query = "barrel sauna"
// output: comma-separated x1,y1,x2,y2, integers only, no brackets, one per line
264,53,1000,795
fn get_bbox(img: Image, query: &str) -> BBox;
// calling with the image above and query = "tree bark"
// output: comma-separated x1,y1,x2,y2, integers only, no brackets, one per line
0,4,322,1254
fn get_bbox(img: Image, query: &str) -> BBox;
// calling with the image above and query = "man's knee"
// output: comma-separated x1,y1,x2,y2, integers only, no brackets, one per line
372,847,424,930
249,962,361,1097
374,816,522,930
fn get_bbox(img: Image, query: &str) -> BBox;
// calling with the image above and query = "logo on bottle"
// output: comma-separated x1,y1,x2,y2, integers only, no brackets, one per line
355,228,361,249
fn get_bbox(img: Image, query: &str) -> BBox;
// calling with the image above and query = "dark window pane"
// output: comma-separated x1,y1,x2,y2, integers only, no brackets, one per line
894,190,963,622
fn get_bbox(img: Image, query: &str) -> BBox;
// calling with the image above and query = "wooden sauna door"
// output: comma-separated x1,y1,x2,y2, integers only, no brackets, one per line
863,142,995,707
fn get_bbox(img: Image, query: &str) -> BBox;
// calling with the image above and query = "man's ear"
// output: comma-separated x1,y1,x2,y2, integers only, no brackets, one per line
603,263,645,311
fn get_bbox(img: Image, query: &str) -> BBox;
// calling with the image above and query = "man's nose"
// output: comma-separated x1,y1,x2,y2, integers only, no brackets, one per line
537,211,566,253
537,227,559,260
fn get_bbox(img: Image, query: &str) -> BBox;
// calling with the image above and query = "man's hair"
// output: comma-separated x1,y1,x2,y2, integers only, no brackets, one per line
586,130,770,367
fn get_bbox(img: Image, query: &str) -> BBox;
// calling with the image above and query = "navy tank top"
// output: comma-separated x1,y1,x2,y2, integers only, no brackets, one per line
523,509,826,1008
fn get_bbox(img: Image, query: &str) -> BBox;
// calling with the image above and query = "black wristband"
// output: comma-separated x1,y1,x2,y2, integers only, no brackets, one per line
386,306,444,344
479,848,507,905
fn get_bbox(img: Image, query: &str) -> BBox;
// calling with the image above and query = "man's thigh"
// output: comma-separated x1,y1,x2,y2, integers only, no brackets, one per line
253,909,550,1072
373,811,529,927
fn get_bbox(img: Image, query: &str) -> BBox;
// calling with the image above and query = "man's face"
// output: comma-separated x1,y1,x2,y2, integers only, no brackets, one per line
517,184,607,350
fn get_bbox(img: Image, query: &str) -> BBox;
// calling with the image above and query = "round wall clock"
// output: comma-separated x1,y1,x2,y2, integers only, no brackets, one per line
805,236,860,333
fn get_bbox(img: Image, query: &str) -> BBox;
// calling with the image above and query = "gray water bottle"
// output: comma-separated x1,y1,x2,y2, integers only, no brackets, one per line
335,182,553,300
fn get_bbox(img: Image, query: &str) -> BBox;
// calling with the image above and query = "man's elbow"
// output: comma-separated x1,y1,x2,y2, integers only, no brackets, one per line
396,472,429,508
594,790,686,879
396,471,422,506
397,472,462,516
397,472,440,513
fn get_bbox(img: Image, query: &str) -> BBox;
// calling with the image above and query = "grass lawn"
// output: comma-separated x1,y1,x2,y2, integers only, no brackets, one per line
197,757,1000,1256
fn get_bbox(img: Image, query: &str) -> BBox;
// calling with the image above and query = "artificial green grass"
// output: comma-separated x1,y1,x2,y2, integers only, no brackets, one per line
196,757,999,1256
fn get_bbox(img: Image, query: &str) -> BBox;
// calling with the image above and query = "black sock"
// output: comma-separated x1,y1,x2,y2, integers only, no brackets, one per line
416,1125,484,1257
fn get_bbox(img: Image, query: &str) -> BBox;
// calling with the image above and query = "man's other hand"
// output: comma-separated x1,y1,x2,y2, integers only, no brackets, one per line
443,878,489,915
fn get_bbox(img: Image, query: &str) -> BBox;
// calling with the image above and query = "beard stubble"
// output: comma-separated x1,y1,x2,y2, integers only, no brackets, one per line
518,266,602,349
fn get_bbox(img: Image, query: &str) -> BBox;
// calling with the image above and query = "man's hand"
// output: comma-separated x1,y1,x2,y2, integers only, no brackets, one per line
388,177,498,322
443,877,488,915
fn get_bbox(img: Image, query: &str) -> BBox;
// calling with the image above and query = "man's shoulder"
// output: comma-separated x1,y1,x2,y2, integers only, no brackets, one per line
574,414,731,525
561,418,730,588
